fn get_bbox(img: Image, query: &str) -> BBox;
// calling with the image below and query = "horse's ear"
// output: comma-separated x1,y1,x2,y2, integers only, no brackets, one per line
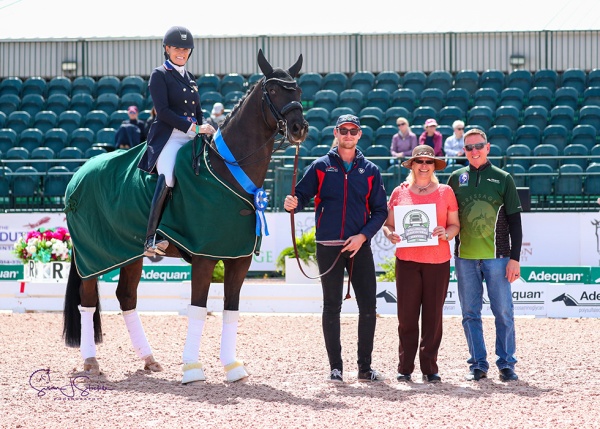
288,54,303,78
257,49,273,77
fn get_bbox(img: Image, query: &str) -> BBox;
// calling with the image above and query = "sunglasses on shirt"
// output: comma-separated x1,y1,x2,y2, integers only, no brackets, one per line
464,143,486,152
337,127,360,136
413,159,435,165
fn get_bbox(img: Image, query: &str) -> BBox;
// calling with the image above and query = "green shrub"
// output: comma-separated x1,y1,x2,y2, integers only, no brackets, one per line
275,227,316,275
212,260,225,282
377,256,396,282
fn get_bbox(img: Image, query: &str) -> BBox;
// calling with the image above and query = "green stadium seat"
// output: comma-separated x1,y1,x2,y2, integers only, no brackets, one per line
33,111,59,134
375,71,401,94
505,144,531,169
494,105,520,132
43,165,71,207
560,68,586,95
0,77,23,97
528,87,553,111
95,93,120,115
220,74,246,96
330,107,355,125
83,110,109,134
298,73,322,102
6,146,30,170
0,111,5,128
506,70,533,94
358,125,374,149
504,163,527,186
555,164,583,196
310,145,331,158
57,110,82,135
437,125,454,142
12,165,40,208
96,76,120,96
0,128,17,153
553,87,579,110
426,70,453,94
350,71,375,96
473,88,498,110
358,114,382,131
21,77,47,97
532,143,559,169
391,88,416,111
533,69,559,92
0,94,21,115
71,76,96,97
499,87,525,110
320,126,336,148
438,106,464,127
43,128,69,153
45,93,70,115
584,163,600,195
402,71,427,99
488,143,503,167
248,73,264,86
571,124,597,151
359,107,385,122
47,76,72,98
69,128,95,152
303,126,320,149
587,69,600,88
384,107,411,126
7,111,32,134
305,108,329,131
196,74,220,96
413,106,438,127
365,89,391,111
58,146,85,171
200,91,222,110
419,88,445,112
562,143,589,169
365,145,390,170
374,125,397,147
454,70,479,95
84,146,107,159
322,72,348,95
19,94,45,117
69,93,94,116
479,69,505,93
0,165,12,207
522,105,548,131
223,91,244,110
578,106,600,131
583,87,600,107
514,125,541,151
466,106,494,132
487,125,513,153
314,89,339,112
18,128,43,152
542,124,569,152
445,88,470,113
549,105,575,130
96,128,116,145
119,93,144,111
120,75,145,96
109,110,129,129
528,164,554,196
338,89,364,113
30,146,55,173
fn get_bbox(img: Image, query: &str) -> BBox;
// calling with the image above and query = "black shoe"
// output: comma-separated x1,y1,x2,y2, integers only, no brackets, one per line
499,368,519,381
422,373,442,383
396,373,412,382
327,369,343,383
465,368,487,381
358,368,385,382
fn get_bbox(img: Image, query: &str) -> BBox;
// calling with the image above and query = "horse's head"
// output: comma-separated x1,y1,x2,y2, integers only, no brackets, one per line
257,49,308,144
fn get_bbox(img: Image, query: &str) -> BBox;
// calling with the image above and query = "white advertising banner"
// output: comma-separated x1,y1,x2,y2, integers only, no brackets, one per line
546,284,600,318
0,211,595,271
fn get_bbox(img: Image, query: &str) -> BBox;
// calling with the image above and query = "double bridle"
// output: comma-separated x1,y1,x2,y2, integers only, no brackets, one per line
196,77,304,171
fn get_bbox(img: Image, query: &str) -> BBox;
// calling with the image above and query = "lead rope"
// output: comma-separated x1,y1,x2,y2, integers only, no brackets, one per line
289,144,353,299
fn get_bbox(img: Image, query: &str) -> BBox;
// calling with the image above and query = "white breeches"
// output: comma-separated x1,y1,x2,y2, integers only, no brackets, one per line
156,129,190,187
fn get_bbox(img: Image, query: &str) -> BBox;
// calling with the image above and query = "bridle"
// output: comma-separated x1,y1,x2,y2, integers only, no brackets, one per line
195,77,304,172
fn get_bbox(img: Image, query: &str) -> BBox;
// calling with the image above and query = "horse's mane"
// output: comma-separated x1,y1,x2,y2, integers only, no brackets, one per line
220,81,260,129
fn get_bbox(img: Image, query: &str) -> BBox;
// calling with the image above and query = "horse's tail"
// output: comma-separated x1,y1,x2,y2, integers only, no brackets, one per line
62,250,102,347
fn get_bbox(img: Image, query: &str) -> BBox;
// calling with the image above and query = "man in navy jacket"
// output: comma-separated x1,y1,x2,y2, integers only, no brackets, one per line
284,114,388,383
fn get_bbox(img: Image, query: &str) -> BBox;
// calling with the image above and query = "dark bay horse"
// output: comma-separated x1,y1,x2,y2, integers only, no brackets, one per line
62,50,308,383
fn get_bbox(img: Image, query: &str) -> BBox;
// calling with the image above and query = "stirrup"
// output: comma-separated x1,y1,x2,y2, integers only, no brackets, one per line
144,235,168,257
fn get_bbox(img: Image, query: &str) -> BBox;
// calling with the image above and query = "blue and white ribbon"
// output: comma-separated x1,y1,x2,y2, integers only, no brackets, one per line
214,129,269,236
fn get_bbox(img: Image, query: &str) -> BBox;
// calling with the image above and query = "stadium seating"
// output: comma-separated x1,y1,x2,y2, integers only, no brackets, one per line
562,144,589,169
220,74,246,96
505,144,531,169
454,70,480,95
30,146,55,173
0,128,18,153
560,68,586,95
223,91,244,110
532,143,559,169
504,163,527,186
365,145,390,170
587,68,600,88
438,106,464,127
322,72,348,94
583,87,600,107
494,105,520,131
473,88,498,110
522,105,548,131
69,93,95,116
58,147,85,171
7,111,32,134
5,147,30,170
553,87,579,110
445,88,470,113
320,126,336,148
18,128,44,152
47,76,72,97
365,89,390,111
12,165,40,208
402,71,427,99
506,70,533,94
330,107,355,125
584,163,600,196
358,125,374,148
96,76,120,96
514,125,542,151
71,76,96,97
109,110,129,129
374,71,401,94
42,165,71,207
413,106,437,127
334,89,358,112
0,94,20,115
549,105,575,130
43,128,69,153
578,105,600,131
69,128,95,152
197,74,220,96
374,125,396,147
527,87,553,111
479,69,505,93
570,124,597,151
0,166,13,207
120,75,145,96
390,88,416,111
426,70,453,94
487,125,512,153
83,110,109,134
533,69,559,92
555,164,583,196
304,108,330,131
499,87,525,110
22,77,47,97
528,164,554,196
467,106,494,131
33,110,59,134
19,94,45,117
57,110,82,135
298,73,322,102
542,124,569,152
419,88,445,112
45,93,70,115
96,128,116,145
384,107,411,126
0,77,23,97
488,144,503,167
119,93,144,111
350,71,375,96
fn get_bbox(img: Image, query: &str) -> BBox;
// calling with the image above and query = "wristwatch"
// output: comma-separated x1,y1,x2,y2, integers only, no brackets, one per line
445,233,449,241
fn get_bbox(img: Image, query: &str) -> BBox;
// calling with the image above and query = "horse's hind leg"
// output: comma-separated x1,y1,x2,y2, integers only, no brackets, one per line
115,259,163,372
181,257,218,384
221,257,253,382
79,278,101,375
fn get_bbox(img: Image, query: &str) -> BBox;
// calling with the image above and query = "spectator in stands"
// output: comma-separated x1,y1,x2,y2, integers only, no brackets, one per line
382,144,459,384
206,102,226,129
418,119,443,157
114,105,147,149
447,128,523,383
144,106,157,137
138,26,216,256
443,120,466,166
390,117,418,164
283,114,388,384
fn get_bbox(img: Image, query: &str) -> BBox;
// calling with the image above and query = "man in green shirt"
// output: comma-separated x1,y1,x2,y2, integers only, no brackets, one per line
448,128,523,382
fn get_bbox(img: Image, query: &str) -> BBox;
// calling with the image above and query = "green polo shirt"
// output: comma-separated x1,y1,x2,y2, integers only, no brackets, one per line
448,162,522,260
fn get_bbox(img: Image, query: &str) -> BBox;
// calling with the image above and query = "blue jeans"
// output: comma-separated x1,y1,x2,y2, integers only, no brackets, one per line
455,257,517,372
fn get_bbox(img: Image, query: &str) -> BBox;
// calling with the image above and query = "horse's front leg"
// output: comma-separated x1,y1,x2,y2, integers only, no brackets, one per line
181,257,218,384
115,259,163,372
79,278,101,374
221,256,253,382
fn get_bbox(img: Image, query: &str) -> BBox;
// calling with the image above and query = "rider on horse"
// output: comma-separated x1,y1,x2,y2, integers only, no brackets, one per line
139,26,216,256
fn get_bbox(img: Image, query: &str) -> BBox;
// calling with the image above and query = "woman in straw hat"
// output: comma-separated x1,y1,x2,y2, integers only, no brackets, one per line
382,144,460,384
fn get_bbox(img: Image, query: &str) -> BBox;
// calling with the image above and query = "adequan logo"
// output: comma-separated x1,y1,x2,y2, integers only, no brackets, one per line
552,293,600,307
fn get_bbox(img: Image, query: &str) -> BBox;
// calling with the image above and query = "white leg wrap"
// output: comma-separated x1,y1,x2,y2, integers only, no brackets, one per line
182,305,207,364
220,310,239,366
123,309,152,359
79,305,96,360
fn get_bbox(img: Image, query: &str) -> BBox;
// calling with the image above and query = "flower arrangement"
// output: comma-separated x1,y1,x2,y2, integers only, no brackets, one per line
12,227,73,264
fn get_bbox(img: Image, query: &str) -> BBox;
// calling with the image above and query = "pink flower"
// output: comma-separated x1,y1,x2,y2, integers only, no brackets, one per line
26,231,42,241
42,230,54,240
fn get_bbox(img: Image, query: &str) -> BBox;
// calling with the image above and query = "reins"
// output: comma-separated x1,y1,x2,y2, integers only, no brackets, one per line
289,144,353,300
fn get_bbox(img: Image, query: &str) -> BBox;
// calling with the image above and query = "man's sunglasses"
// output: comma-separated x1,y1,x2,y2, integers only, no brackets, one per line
337,127,360,136
464,143,486,152
413,159,435,165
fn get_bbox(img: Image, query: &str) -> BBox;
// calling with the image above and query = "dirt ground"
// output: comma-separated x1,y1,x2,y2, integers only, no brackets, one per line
1,312,599,429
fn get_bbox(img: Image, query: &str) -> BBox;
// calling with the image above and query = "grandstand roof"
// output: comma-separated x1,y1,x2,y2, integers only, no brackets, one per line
0,0,599,40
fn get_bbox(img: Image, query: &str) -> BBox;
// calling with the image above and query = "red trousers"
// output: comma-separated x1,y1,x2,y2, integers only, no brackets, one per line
395,258,450,375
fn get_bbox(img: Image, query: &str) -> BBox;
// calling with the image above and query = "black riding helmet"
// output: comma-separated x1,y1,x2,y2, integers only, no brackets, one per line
163,26,194,61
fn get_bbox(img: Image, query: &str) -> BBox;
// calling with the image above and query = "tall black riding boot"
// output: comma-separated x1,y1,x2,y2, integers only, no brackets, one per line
143,174,172,257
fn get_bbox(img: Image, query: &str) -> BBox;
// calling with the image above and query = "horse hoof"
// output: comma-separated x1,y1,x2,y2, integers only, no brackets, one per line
83,357,100,375
182,362,206,384
144,355,164,372
224,360,249,382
